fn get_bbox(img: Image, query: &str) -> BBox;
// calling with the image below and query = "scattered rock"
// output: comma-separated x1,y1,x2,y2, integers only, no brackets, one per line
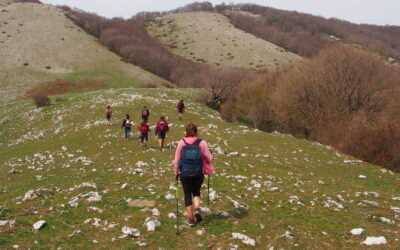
358,175,367,179
144,218,161,232
0,220,16,228
121,226,140,237
363,236,387,246
33,220,46,230
232,232,256,246
351,228,364,235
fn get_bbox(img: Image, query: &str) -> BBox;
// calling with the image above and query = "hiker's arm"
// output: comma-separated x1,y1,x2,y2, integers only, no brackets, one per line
201,141,213,164
174,140,184,175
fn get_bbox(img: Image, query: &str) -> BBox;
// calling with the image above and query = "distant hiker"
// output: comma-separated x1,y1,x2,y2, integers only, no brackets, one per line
141,106,150,123
174,122,214,227
105,106,112,125
177,100,185,120
121,114,133,140
138,121,150,148
155,116,169,150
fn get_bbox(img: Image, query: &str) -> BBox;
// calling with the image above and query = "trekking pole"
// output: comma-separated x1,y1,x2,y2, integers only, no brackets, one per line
208,175,210,207
176,176,180,235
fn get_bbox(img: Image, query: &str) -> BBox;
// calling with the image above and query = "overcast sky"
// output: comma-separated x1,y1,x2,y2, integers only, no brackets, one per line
41,0,400,26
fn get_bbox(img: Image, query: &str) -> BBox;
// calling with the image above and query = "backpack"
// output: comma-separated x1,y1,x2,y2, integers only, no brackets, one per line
126,120,132,129
140,123,149,134
157,120,167,132
106,109,112,115
179,139,203,177
177,102,184,109
142,109,149,117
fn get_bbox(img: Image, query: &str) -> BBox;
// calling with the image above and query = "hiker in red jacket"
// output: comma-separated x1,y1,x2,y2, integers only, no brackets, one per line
105,106,112,126
155,116,169,150
177,100,185,120
138,122,150,148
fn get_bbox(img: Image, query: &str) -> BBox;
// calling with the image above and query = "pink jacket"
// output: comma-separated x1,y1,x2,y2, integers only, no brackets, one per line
174,137,215,176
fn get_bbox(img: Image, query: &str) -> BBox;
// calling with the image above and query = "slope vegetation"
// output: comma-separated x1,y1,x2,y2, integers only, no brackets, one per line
0,2,167,103
146,12,300,70
0,88,399,249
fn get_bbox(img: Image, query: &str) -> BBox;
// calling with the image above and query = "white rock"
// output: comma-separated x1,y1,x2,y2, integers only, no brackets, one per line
282,231,294,239
168,213,176,219
76,182,97,189
23,189,39,201
363,236,387,246
392,197,400,201
121,183,128,189
358,175,367,179
33,220,46,230
380,217,395,224
83,192,102,202
165,193,175,200
0,220,16,228
136,161,149,167
232,232,256,246
197,229,205,235
152,208,160,217
351,228,364,235
121,226,140,237
228,152,239,157
144,218,161,232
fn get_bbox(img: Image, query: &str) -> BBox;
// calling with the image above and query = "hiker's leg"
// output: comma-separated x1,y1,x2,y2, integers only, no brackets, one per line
192,176,204,209
181,177,194,218
127,128,131,139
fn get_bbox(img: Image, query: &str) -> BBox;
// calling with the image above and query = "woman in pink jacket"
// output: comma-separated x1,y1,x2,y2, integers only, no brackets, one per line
174,122,215,227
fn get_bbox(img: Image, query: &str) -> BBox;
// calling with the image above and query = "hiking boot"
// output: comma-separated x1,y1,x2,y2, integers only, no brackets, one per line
186,217,195,227
194,209,203,223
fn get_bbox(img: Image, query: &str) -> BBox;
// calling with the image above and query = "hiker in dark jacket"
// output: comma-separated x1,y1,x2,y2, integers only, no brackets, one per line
155,116,169,150
174,122,215,227
177,100,185,120
121,114,133,140
141,106,150,123
138,122,150,148
105,106,112,126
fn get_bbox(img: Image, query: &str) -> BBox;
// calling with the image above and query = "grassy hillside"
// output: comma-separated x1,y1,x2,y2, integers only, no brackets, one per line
0,88,399,249
146,12,300,70
0,2,168,103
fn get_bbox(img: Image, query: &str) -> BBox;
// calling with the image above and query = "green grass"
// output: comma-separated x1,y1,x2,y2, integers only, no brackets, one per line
0,88,399,249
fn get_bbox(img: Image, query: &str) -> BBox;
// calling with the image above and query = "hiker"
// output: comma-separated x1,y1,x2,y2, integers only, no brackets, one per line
138,121,150,148
105,106,112,125
174,122,214,227
141,106,150,123
121,114,133,140
155,116,169,150
177,100,185,120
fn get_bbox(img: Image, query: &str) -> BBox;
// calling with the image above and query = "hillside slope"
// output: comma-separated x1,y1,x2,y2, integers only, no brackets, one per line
146,12,300,70
0,2,167,103
0,88,399,249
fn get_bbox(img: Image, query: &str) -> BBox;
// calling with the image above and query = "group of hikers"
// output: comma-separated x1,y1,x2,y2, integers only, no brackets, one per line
104,100,185,150
104,100,215,228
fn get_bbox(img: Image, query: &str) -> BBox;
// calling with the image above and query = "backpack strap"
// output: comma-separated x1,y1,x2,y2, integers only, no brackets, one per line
194,139,202,146
182,139,189,145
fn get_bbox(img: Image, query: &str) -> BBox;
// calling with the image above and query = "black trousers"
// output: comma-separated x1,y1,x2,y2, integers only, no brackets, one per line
180,176,204,206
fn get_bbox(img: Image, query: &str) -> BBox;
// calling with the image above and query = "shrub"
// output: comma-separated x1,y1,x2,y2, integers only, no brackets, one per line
32,93,50,108
340,121,400,172
140,83,157,88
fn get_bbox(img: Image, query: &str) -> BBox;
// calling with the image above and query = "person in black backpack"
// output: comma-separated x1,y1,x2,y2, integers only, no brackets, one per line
141,106,150,123
155,116,169,150
138,121,150,148
174,123,215,227
121,114,133,140
177,100,185,120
